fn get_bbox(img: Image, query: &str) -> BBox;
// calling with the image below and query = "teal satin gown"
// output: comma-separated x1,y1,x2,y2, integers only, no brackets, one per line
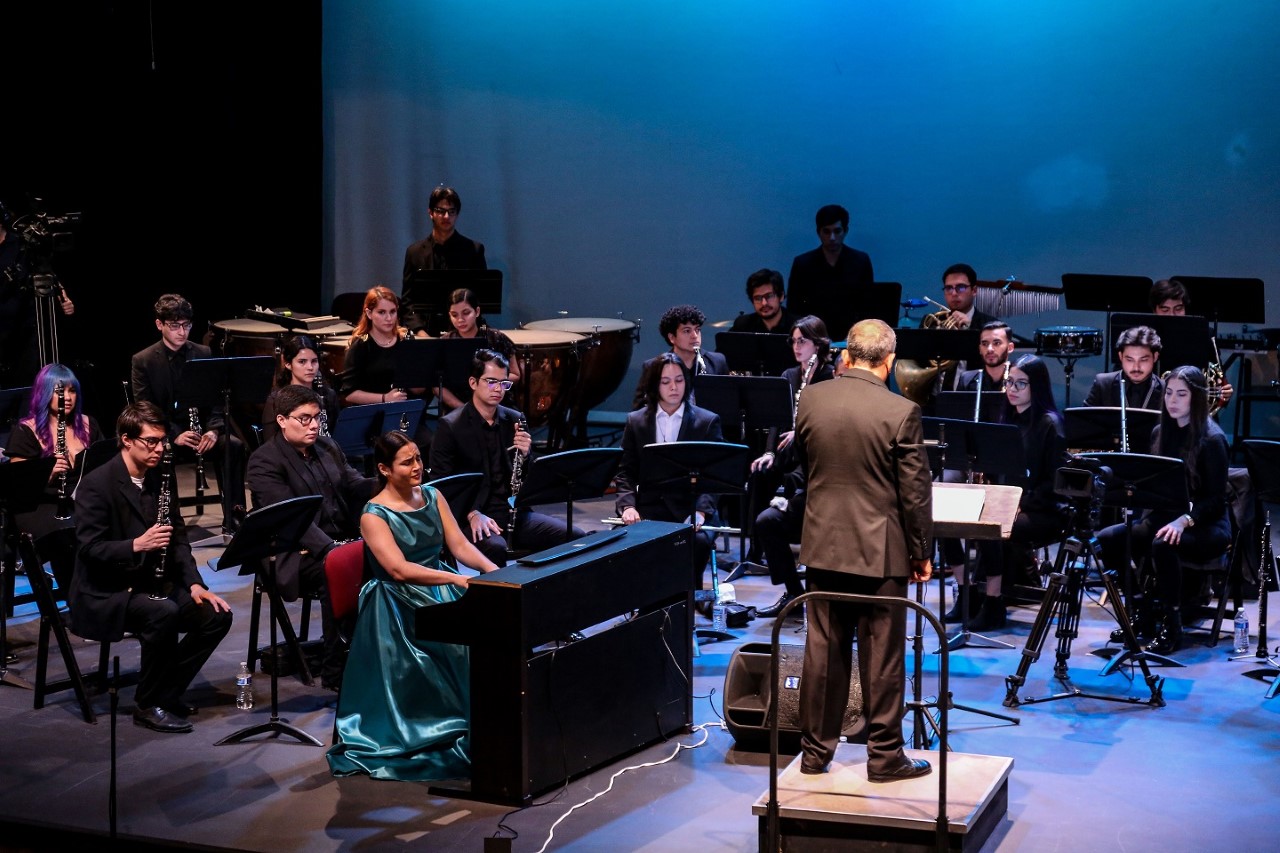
326,485,471,781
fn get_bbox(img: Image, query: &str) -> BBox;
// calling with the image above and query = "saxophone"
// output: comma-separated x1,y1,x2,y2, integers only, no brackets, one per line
148,439,175,601
506,417,529,552
312,375,331,437
54,383,72,520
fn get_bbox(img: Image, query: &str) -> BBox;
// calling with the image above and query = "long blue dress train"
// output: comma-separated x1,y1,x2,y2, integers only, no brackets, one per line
326,485,471,781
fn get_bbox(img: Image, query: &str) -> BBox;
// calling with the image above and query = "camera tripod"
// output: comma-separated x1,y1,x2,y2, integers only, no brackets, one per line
1003,506,1165,708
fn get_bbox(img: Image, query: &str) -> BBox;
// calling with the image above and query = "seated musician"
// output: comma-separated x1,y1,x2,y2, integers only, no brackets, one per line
729,269,797,334
929,264,999,392
943,321,1016,622
748,316,834,617
968,355,1069,631
631,304,728,410
436,287,520,411
401,185,486,287
261,335,340,444
328,431,499,782
1097,366,1231,654
70,402,233,734
130,293,246,528
616,353,725,589
1149,279,1234,404
339,286,414,406
6,363,105,588
247,384,377,690
429,349,583,566
1084,326,1163,453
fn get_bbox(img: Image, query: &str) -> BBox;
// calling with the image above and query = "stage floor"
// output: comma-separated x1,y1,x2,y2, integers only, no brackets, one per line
2,489,1278,852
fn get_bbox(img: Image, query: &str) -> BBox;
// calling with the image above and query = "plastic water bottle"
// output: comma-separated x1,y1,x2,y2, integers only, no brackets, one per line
236,661,254,710
712,598,727,633
1233,608,1250,654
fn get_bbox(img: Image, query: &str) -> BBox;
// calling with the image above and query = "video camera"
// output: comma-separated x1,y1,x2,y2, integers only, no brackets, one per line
1054,456,1111,534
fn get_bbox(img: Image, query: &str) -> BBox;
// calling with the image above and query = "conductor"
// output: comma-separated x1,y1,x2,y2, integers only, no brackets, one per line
793,319,933,782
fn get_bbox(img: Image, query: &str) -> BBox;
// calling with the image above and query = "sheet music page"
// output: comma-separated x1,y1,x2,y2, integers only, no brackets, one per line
932,487,986,523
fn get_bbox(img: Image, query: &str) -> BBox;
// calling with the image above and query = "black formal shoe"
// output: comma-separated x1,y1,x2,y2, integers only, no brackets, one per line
943,588,984,624
799,761,831,775
1148,616,1182,655
867,758,932,783
133,706,193,734
756,592,794,619
162,701,198,718
967,596,1006,631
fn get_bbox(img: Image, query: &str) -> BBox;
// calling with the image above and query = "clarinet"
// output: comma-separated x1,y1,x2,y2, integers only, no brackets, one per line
506,417,529,553
1119,373,1129,453
148,440,175,601
794,353,817,428
312,375,331,437
54,383,72,520
1256,511,1271,658
693,346,707,375
189,407,209,498
972,368,983,422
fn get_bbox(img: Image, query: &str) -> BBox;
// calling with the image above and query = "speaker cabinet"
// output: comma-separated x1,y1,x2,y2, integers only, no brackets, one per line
723,642,861,747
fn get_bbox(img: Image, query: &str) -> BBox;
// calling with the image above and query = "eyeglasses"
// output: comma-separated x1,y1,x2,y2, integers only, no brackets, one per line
751,292,780,304
790,337,812,346
430,207,458,217
163,321,193,331
483,378,514,391
1006,379,1030,391
288,413,321,427
942,285,971,294
131,435,165,448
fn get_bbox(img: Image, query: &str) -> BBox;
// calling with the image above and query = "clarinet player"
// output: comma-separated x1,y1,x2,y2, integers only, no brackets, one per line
70,402,233,734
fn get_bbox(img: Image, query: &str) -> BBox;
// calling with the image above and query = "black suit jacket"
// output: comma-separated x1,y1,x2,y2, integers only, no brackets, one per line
401,231,486,285
630,351,729,410
429,402,529,517
70,453,205,642
786,245,875,337
246,433,376,600
130,340,226,435
615,403,724,522
1084,371,1164,409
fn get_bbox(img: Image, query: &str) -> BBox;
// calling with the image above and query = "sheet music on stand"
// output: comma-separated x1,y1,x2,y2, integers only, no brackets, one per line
933,487,985,523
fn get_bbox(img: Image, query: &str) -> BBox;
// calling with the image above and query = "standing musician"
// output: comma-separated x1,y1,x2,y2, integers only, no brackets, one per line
968,355,1069,631
6,363,105,587
247,384,377,690
130,293,246,526
401,185,487,285
729,269,797,334
429,349,583,566
261,334,341,444
747,316,834,617
70,402,233,734
631,304,727,410
1097,366,1231,654
786,204,874,338
436,287,519,412
1150,278,1189,315
616,352,725,589
793,319,933,782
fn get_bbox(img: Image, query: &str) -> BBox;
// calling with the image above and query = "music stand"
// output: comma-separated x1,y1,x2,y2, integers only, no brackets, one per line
1064,407,1161,455
1080,452,1189,674
183,356,276,540
823,281,902,339
1240,441,1280,695
0,386,32,433
691,375,793,443
425,472,485,530
936,390,1005,423
403,269,503,336
0,457,56,688
1171,276,1266,328
1110,313,1214,374
330,400,427,463
214,494,325,746
392,337,486,420
514,448,622,543
713,332,793,376
893,328,982,402
639,441,751,645
1061,274,1153,378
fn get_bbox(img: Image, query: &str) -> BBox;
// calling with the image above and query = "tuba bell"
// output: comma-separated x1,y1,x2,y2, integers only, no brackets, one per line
894,297,967,406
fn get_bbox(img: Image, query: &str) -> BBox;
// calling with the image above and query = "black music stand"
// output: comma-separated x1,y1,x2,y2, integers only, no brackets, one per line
330,400,427,463
425,472,485,532
0,386,32,434
1240,442,1280,695
824,281,902,339
893,328,982,401
403,269,503,336
183,356,276,540
1080,452,1189,674
639,441,751,645
923,418,1024,652
514,448,622,544
0,457,56,688
1061,274,1152,391
214,494,325,747
1065,407,1161,455
936,390,1006,423
1171,276,1266,329
1110,313,1214,374
392,337,486,420
713,332,793,376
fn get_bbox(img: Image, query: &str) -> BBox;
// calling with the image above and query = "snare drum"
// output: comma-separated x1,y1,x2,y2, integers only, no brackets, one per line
501,329,587,428
1035,325,1103,357
210,318,289,357
522,317,637,411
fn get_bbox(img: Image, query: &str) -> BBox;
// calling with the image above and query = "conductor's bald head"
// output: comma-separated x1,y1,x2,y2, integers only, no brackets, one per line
845,319,897,372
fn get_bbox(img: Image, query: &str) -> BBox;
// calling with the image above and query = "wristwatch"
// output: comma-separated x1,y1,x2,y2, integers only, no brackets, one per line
1183,513,1195,528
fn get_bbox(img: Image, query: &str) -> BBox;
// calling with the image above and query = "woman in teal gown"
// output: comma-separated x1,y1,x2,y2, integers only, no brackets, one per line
327,431,500,781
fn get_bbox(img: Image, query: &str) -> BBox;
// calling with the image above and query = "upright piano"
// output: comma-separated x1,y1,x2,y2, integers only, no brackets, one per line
417,520,693,805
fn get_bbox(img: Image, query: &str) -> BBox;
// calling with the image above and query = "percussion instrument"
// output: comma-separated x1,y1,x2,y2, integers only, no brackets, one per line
209,318,289,358
501,329,587,429
320,337,352,383
522,317,638,412
1035,325,1102,358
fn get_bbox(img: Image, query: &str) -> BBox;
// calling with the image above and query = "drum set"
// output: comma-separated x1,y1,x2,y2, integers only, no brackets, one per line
1034,325,1103,407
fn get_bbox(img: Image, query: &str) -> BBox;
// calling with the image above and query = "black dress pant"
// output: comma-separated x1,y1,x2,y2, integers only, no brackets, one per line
1097,513,1230,605
754,492,806,597
470,509,585,567
124,588,233,709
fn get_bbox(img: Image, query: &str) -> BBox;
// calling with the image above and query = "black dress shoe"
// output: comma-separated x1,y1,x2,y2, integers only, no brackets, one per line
867,758,931,783
133,706,193,733
163,701,198,718
756,592,794,619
